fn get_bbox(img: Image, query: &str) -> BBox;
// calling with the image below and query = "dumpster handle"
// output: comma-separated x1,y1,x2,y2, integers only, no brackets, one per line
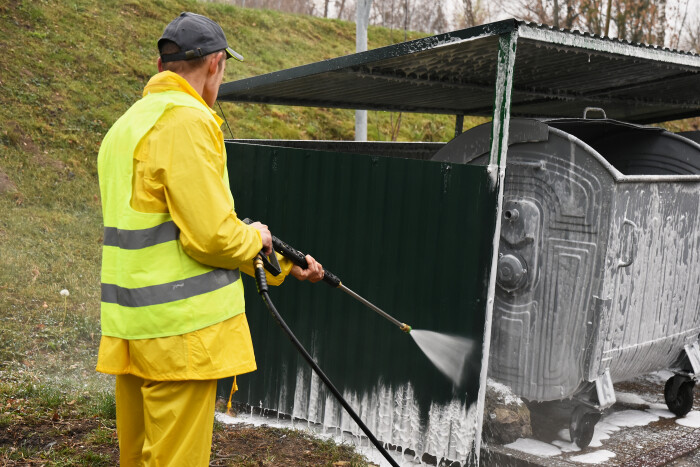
617,219,638,268
584,107,607,119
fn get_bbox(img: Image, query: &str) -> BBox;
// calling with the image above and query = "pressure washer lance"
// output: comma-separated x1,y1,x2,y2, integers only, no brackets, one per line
243,219,412,334
252,253,400,467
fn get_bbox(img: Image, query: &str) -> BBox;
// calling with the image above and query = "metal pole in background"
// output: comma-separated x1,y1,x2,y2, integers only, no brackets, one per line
355,0,372,141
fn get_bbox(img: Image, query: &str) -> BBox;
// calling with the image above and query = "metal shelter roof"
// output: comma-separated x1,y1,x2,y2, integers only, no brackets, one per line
218,19,700,124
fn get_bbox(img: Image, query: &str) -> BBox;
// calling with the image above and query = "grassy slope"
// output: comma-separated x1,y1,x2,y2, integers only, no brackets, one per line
0,2,453,361
0,0,456,463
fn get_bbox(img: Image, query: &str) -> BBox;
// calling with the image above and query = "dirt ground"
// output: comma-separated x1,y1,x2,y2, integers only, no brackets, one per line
0,414,366,466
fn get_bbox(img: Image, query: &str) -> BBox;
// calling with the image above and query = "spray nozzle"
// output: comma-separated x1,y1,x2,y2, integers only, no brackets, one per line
400,323,412,334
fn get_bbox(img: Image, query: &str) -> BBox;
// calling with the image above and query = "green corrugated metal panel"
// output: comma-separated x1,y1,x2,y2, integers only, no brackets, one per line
218,20,700,123
219,141,498,458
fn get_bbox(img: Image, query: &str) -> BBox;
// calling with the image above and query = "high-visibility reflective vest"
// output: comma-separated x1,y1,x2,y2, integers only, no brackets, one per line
97,90,245,339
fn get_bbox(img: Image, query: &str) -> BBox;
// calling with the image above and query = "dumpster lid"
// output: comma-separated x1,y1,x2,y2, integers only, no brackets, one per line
218,19,700,124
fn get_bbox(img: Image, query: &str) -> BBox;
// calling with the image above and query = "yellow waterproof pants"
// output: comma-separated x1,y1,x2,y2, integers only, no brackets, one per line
115,374,217,467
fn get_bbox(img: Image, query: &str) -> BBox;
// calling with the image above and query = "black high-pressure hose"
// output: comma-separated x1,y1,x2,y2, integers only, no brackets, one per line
252,254,400,467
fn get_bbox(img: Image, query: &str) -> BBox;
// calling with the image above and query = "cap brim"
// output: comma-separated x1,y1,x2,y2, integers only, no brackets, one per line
225,46,244,62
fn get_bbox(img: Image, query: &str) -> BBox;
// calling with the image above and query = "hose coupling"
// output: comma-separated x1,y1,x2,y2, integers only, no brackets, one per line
254,256,264,270
253,254,269,294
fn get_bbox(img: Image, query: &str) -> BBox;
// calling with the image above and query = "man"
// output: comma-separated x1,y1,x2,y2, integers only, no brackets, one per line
96,12,324,466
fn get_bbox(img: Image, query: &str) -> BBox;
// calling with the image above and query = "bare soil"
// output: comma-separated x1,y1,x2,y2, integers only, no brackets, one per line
0,413,365,466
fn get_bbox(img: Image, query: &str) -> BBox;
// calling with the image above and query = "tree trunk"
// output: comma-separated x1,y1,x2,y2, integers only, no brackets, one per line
464,0,476,27
336,0,346,19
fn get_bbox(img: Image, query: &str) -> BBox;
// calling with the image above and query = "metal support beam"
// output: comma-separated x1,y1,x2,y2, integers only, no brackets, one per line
455,114,464,137
475,28,518,465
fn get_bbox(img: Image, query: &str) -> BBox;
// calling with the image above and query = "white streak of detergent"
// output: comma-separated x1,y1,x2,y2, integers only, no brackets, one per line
410,329,474,386
217,372,479,466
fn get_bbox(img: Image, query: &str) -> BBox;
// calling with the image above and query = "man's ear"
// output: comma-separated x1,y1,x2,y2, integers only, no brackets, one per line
157,56,164,73
208,52,224,75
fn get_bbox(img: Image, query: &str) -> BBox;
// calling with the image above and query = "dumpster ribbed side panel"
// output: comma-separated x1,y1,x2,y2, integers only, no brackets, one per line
594,182,700,382
220,141,498,462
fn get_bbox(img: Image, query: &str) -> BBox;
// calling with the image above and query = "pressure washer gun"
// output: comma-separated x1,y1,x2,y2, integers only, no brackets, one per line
243,218,411,334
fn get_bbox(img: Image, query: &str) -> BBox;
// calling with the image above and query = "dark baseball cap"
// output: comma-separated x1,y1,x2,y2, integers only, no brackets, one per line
158,12,244,63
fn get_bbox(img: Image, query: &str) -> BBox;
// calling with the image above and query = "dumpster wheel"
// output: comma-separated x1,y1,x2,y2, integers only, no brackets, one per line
664,375,695,417
570,405,601,448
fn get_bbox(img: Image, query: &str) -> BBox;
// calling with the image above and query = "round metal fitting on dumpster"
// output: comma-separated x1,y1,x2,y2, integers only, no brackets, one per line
504,208,519,221
497,253,528,292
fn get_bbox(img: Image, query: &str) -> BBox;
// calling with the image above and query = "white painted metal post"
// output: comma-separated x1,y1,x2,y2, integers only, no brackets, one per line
474,29,519,465
355,0,372,141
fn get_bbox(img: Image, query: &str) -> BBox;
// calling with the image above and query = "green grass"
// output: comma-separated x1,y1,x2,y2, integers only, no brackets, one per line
0,370,118,465
0,0,472,386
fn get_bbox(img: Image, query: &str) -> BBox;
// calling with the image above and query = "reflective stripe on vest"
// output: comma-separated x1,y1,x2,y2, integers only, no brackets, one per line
98,90,245,339
101,268,240,308
103,222,180,250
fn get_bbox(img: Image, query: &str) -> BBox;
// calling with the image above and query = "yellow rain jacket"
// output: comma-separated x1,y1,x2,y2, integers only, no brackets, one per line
96,71,292,381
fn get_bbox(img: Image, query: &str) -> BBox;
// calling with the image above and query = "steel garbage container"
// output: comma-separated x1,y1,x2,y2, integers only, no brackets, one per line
433,116,700,446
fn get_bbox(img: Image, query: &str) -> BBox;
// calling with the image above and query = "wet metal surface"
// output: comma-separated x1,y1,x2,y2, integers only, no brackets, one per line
434,119,700,409
218,20,700,123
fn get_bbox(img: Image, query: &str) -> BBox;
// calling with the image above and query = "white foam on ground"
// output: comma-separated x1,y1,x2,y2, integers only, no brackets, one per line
217,397,678,464
588,421,620,448
507,406,665,460
646,406,675,418
504,438,561,457
553,429,581,452
615,392,649,406
602,409,659,428
570,449,616,464
676,410,700,428
552,439,581,453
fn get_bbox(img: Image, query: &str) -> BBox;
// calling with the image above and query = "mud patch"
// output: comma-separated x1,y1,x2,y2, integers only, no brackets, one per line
0,169,17,194
3,121,40,157
31,153,67,173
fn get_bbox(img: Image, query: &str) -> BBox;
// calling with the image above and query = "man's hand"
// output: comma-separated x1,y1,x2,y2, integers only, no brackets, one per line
248,221,272,255
291,255,324,283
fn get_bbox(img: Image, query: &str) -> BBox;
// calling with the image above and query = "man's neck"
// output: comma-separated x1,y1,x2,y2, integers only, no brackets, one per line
176,70,206,102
